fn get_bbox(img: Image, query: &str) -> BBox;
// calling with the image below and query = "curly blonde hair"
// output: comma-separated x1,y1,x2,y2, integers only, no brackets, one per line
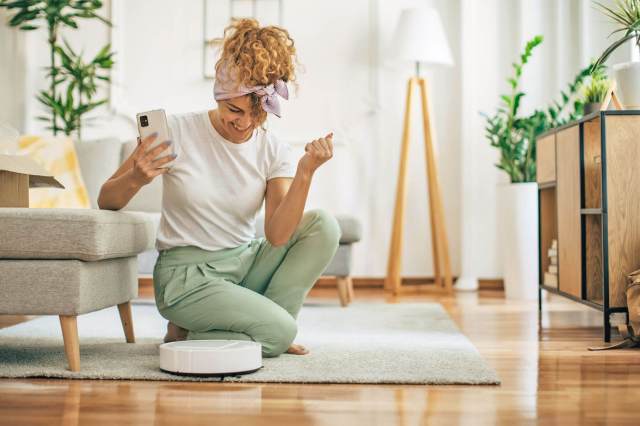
214,18,297,125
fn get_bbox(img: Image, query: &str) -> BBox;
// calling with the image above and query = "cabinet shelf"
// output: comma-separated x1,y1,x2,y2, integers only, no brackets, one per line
580,208,602,215
540,284,603,310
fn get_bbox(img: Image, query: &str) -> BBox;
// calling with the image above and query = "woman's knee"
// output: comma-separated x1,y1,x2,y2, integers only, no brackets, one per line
260,316,298,358
303,209,341,247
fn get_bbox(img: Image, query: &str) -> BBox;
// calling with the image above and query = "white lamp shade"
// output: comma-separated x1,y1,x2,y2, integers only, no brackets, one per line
391,8,454,66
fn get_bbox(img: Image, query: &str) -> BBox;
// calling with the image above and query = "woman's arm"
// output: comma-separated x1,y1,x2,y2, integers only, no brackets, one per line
264,133,333,246
98,168,145,211
97,133,175,210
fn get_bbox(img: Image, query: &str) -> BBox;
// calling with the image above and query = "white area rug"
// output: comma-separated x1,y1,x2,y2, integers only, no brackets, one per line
0,302,499,384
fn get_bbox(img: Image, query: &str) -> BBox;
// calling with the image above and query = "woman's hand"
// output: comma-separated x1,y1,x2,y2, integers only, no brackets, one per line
297,132,333,176
131,133,176,186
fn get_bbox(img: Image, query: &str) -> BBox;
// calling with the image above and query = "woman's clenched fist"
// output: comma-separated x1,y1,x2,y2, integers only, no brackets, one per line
298,132,333,175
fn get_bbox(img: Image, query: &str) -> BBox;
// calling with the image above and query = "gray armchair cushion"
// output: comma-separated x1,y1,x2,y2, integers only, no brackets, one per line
323,244,352,277
74,138,123,209
333,215,362,243
0,208,155,261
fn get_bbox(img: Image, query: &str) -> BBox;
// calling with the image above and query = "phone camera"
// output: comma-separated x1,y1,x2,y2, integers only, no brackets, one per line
140,115,149,127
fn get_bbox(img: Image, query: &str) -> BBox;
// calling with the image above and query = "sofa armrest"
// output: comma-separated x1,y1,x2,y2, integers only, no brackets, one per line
334,215,362,244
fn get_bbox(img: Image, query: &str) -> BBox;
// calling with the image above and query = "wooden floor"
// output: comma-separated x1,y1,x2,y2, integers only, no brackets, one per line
0,286,639,425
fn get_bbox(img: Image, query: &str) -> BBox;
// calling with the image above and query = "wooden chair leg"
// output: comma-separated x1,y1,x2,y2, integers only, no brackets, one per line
346,276,355,303
59,315,80,372
336,277,350,307
117,301,135,343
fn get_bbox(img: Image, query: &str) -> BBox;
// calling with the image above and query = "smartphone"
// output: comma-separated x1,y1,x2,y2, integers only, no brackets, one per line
136,109,175,164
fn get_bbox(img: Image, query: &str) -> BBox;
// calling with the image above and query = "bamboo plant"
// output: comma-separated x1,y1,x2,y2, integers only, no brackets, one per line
0,0,113,138
37,40,114,139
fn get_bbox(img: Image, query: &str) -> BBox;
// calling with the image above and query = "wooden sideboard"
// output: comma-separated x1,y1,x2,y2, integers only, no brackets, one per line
537,110,640,342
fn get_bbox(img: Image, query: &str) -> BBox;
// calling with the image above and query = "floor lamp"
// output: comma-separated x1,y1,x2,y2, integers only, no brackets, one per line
385,8,454,294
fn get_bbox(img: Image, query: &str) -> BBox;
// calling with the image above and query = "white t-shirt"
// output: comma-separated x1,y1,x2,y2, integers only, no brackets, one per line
155,111,296,251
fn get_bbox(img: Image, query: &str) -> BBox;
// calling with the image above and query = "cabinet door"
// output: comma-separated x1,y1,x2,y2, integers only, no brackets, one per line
604,115,640,307
556,126,582,298
537,135,556,183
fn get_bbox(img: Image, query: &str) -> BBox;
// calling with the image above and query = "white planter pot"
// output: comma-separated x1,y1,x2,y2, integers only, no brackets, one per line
613,62,640,109
498,183,539,301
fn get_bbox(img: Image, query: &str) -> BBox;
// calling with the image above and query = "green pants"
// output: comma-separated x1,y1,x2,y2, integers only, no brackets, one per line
153,209,341,357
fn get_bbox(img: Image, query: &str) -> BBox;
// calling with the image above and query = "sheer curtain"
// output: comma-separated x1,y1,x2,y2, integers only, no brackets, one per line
0,9,26,132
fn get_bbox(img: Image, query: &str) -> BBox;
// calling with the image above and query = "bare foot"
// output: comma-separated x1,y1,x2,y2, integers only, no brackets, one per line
286,343,309,355
163,322,188,343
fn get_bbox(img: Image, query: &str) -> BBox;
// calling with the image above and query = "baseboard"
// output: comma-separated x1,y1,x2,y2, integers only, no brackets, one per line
315,277,503,291
138,275,503,291
476,279,504,291
139,275,153,289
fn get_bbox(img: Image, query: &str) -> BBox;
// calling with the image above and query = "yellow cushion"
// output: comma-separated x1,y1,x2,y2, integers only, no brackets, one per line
17,136,90,209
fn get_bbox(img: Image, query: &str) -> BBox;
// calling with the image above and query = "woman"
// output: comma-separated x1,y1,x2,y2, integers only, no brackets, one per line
98,19,340,357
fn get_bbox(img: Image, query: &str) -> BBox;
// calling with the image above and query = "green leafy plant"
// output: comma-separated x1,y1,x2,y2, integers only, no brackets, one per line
0,0,113,138
583,77,611,104
593,0,640,68
483,35,591,183
37,40,114,139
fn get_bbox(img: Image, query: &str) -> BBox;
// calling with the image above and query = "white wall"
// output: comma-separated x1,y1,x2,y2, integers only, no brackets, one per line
2,0,631,279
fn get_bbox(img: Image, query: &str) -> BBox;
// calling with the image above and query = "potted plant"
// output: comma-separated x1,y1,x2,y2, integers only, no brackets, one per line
38,40,114,140
0,0,114,140
582,71,611,114
484,35,590,300
593,0,640,108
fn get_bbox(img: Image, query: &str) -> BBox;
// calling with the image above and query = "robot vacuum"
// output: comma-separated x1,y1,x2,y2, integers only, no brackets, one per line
159,340,262,376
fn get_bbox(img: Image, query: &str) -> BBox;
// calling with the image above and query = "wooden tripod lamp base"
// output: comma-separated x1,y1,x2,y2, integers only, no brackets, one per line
384,76,453,295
